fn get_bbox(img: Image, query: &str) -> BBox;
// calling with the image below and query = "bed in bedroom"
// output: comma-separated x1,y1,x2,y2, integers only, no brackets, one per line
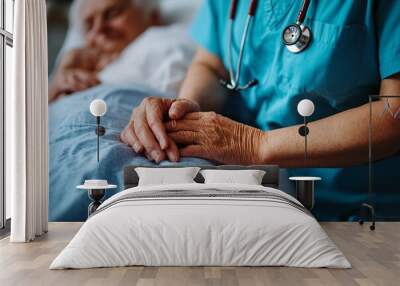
50,165,350,269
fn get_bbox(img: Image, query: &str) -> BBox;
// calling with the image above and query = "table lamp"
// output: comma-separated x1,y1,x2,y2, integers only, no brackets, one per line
289,99,321,210
297,99,315,160
90,99,107,162
76,99,116,217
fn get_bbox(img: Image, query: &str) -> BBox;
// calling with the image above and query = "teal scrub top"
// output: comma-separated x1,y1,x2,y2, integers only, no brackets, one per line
191,0,400,220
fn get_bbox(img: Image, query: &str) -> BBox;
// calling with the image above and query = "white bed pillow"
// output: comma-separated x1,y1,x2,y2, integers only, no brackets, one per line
200,170,266,185
160,0,203,24
135,167,200,186
98,24,195,95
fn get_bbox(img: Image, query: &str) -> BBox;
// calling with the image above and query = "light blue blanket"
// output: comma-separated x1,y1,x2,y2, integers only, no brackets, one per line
49,85,214,221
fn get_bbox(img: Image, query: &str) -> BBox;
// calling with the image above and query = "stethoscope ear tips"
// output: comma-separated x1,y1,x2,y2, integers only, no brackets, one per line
219,78,259,91
219,79,230,88
248,79,259,88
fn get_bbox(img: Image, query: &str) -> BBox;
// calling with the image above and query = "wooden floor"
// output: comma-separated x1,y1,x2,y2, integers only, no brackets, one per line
0,222,399,286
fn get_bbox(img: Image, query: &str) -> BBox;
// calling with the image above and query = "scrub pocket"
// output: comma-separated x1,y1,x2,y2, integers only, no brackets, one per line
278,19,366,110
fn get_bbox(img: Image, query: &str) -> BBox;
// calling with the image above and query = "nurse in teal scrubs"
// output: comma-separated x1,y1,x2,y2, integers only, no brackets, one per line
120,0,400,220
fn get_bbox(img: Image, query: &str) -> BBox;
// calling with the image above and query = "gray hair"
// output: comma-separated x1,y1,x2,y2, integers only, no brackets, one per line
78,0,160,16
132,0,160,14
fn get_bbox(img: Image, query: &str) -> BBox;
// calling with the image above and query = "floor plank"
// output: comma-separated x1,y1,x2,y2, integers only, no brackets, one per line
0,222,398,286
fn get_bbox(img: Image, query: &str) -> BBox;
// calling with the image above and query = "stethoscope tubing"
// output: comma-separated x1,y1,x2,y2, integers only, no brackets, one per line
223,0,311,91
297,0,311,23
234,15,253,85
226,0,258,90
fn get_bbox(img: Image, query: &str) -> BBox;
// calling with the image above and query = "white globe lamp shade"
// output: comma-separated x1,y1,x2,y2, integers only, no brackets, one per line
90,99,107,117
297,99,315,117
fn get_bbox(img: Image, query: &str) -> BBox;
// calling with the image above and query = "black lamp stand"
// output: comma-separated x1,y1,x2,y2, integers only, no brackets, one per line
87,189,106,216
298,116,309,160
95,116,106,162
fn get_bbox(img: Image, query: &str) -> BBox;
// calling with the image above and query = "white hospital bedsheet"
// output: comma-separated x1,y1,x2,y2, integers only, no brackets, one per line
98,24,195,95
50,183,351,269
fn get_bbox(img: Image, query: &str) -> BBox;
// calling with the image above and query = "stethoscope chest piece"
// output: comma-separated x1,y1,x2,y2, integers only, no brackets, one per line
220,0,313,91
283,24,312,53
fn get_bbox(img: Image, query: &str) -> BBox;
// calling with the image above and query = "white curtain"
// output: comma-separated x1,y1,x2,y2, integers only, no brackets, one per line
7,0,48,242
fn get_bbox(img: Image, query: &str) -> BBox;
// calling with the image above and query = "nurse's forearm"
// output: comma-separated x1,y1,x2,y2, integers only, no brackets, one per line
262,77,400,168
178,49,229,112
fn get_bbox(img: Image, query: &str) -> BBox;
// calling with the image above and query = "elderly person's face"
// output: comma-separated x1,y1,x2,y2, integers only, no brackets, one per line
81,0,158,54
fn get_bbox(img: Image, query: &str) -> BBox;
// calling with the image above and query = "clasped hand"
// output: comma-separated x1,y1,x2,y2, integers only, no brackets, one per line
120,97,266,164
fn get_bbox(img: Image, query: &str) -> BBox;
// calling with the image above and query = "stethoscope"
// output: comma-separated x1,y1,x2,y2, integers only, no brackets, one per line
220,0,312,91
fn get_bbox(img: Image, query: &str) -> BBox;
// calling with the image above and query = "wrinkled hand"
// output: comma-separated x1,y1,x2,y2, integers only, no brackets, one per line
120,97,200,162
49,69,100,102
49,48,118,102
165,112,267,165
59,47,117,71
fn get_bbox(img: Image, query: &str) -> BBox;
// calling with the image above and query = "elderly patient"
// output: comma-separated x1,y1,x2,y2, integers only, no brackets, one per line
49,0,161,102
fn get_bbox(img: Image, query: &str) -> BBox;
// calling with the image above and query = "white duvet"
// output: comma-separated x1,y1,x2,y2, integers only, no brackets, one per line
50,183,351,269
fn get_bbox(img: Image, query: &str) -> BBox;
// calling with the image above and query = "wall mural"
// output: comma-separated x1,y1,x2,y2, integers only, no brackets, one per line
47,0,400,223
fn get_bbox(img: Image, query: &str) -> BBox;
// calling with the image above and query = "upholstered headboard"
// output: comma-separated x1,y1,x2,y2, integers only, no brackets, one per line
123,165,280,189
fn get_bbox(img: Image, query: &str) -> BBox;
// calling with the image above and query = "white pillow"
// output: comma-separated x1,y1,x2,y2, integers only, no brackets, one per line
135,167,200,186
200,170,266,185
98,24,196,94
160,0,203,24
